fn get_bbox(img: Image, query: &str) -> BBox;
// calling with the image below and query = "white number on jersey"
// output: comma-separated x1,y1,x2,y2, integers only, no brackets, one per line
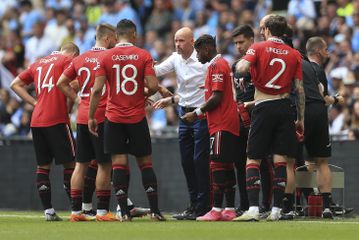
113,64,138,95
78,67,91,97
78,67,106,98
36,64,54,94
265,58,286,89
210,136,215,155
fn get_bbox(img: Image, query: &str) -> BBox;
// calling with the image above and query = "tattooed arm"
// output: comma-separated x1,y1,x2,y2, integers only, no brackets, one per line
294,78,305,132
236,59,251,74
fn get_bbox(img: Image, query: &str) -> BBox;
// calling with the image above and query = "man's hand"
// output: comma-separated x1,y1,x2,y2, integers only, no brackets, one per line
88,118,98,137
181,112,197,123
153,97,172,109
295,120,304,142
336,95,345,105
324,94,345,106
158,85,173,98
243,101,255,110
144,87,149,96
75,96,81,105
295,120,304,136
237,103,250,128
145,97,154,107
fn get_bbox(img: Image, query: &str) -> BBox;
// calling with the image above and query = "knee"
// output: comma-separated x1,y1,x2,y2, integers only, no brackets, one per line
316,158,329,167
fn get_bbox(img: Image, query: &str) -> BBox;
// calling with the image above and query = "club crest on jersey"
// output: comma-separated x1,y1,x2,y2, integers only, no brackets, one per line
212,74,223,82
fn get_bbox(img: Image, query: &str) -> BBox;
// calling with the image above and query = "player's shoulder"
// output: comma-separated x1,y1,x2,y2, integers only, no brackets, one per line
132,46,151,57
72,51,89,63
71,50,95,67
216,56,230,66
292,48,303,58
60,54,75,65
209,56,226,71
249,41,265,49
244,42,262,56
35,53,61,66
216,57,230,69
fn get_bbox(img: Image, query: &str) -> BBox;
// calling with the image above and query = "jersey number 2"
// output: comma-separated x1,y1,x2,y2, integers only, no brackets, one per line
78,67,106,98
265,58,286,89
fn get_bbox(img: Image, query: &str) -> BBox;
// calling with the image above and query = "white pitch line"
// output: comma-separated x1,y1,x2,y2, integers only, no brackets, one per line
291,220,359,224
0,214,49,219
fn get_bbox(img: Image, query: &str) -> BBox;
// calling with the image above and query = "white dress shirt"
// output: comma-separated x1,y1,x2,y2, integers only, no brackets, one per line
155,49,208,108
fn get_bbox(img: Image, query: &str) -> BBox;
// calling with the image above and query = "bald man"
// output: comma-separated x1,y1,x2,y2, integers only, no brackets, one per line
259,14,276,40
153,27,210,220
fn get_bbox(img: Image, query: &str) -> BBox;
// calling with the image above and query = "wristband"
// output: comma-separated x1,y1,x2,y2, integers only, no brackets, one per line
194,108,203,116
171,96,175,104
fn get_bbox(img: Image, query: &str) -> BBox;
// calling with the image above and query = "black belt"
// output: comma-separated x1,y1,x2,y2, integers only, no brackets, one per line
181,106,196,113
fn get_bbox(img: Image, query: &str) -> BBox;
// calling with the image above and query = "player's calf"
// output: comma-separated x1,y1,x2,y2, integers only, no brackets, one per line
113,164,130,217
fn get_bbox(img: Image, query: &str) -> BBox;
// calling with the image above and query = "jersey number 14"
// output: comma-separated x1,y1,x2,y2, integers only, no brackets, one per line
36,64,54,94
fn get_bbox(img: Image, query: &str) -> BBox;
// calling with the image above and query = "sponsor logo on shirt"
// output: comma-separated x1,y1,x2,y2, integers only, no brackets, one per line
246,49,255,55
212,74,223,82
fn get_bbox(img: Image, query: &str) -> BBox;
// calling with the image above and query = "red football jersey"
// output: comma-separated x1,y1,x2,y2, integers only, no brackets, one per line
95,43,155,123
243,38,302,95
205,55,240,136
18,52,73,127
63,47,108,124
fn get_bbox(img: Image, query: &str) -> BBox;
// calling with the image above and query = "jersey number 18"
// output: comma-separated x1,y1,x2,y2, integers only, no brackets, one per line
113,64,138,95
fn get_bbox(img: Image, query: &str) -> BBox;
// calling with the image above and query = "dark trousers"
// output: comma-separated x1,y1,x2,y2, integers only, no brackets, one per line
178,107,210,214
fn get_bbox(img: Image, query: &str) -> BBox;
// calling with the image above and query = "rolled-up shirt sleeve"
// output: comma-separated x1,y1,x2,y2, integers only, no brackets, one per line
154,53,175,77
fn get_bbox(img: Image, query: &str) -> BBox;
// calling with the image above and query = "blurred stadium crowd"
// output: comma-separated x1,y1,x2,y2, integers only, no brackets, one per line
0,0,359,140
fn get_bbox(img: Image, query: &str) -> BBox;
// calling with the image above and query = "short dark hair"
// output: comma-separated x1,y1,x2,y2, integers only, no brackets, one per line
306,37,326,55
282,24,294,48
20,0,32,7
232,25,254,39
265,15,287,37
116,19,136,36
194,34,216,49
55,8,67,16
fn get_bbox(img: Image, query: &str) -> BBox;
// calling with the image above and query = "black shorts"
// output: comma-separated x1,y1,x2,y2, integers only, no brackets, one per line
76,123,111,163
304,102,331,159
32,124,76,166
210,131,239,163
247,99,297,159
104,118,152,157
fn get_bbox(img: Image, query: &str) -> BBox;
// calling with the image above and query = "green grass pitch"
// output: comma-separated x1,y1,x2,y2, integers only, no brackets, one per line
0,211,358,240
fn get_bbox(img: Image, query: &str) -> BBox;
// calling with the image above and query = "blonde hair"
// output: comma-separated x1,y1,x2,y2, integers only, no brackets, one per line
96,23,116,40
60,42,80,57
